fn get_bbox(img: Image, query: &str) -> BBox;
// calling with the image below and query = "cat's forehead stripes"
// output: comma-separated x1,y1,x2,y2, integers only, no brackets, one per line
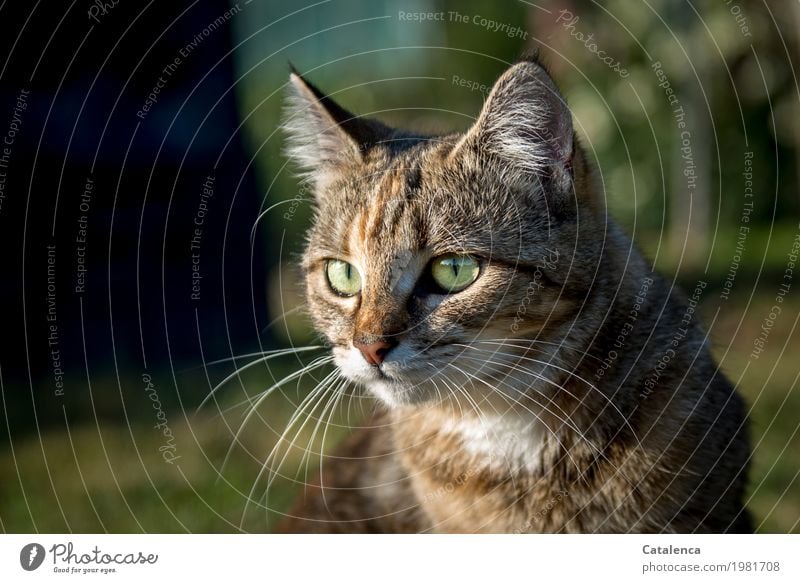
363,161,413,241
351,160,421,256
341,161,435,300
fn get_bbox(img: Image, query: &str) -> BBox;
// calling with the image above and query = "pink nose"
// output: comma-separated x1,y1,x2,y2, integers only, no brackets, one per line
353,339,395,366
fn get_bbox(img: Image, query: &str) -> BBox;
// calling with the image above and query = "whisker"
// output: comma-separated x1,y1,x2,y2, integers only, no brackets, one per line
468,338,607,365
318,380,352,511
455,354,691,531
203,344,325,369
426,363,460,413
263,383,341,511
196,346,327,412
259,304,310,337
265,369,342,485
440,364,529,492
444,368,580,464
302,377,347,475
218,355,335,479
442,362,588,491
249,196,314,244
448,357,635,489
455,361,604,490
455,343,643,448
242,369,342,523
459,346,702,480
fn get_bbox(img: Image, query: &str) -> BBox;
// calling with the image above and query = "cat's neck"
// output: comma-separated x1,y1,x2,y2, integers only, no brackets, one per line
391,403,550,476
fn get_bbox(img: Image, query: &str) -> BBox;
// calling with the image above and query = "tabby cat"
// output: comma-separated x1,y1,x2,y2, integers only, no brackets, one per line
275,56,752,533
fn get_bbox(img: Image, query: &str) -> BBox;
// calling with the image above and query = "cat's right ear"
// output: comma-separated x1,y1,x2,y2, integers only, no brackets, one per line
283,67,388,191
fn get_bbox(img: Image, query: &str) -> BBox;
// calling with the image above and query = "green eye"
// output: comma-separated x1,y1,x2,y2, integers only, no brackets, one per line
325,259,362,296
430,254,480,293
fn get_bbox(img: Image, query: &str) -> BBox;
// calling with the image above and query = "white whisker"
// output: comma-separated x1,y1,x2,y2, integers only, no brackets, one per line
196,345,326,412
219,355,335,480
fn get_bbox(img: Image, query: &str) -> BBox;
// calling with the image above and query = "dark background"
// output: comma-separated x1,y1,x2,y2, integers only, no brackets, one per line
0,1,269,430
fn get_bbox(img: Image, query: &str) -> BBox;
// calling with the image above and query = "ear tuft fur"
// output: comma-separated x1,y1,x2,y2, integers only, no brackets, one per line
283,71,359,184
282,69,390,191
452,59,574,189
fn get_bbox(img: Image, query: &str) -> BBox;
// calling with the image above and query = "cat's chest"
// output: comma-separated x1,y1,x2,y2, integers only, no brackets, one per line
392,409,576,532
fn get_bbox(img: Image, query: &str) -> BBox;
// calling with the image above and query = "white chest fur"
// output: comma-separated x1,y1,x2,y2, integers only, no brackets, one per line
437,413,546,475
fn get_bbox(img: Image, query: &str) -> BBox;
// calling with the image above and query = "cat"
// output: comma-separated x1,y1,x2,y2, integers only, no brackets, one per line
274,55,752,533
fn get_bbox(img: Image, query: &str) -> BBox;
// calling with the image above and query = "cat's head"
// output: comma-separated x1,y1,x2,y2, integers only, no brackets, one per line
284,57,601,408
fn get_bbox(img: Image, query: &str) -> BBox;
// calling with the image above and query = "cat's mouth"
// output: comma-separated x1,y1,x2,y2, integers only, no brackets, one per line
332,342,461,407
333,344,420,383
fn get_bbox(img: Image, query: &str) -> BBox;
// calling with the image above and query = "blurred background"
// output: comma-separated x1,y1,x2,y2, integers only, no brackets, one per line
0,0,798,532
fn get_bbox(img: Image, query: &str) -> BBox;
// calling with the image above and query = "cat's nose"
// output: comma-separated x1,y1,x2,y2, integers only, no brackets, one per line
353,339,396,366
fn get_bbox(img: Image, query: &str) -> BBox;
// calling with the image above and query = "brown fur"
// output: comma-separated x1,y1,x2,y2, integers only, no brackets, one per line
276,56,751,533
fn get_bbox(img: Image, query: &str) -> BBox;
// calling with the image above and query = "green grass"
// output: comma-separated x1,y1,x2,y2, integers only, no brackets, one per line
0,361,356,533
709,296,800,533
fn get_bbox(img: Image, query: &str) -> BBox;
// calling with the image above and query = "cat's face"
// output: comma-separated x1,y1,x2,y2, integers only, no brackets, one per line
285,59,598,408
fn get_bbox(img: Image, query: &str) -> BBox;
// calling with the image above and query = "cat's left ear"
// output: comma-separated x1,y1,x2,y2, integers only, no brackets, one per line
451,57,574,197
283,68,390,191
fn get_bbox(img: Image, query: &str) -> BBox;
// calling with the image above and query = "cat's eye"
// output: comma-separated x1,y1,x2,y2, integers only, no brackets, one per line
430,254,480,293
325,259,362,296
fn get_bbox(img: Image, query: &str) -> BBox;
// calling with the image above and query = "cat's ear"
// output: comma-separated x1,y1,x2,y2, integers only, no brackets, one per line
451,57,574,196
283,67,389,190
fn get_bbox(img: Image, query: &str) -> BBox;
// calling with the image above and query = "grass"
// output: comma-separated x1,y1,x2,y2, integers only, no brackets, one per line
710,295,800,533
1,293,798,533
0,359,356,533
